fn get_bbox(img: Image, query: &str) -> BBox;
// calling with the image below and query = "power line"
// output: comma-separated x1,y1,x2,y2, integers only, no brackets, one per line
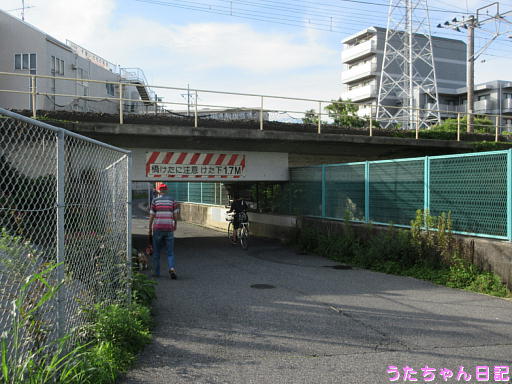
133,0,512,60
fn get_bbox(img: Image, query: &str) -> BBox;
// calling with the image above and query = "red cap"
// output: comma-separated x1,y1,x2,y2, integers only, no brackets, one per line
155,182,168,192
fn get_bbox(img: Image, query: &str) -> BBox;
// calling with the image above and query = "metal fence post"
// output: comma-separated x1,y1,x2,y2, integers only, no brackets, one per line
508,149,512,241
321,165,326,218
317,101,322,134
194,91,198,128
56,130,65,339
200,182,203,204
365,161,370,223
415,109,420,140
496,116,499,143
31,75,37,118
457,113,461,142
424,156,430,219
369,104,373,137
119,82,124,125
126,153,133,302
260,96,264,131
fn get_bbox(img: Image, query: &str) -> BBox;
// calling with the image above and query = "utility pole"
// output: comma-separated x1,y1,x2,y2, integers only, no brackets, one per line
21,0,25,21
439,2,512,133
467,15,475,133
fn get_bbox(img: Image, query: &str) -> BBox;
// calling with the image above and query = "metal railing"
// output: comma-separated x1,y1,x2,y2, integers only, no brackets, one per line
0,107,132,362
0,71,511,141
282,150,512,240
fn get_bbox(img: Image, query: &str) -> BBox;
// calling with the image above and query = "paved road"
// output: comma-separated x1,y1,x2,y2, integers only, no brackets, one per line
124,217,512,384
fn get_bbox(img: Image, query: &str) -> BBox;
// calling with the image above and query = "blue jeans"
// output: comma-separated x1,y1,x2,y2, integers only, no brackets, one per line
152,230,175,276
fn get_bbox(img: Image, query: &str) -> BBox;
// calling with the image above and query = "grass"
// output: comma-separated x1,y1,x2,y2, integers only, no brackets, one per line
295,210,511,298
0,251,156,383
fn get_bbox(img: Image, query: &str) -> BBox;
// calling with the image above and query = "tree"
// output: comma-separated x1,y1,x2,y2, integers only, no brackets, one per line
325,98,366,128
302,109,319,125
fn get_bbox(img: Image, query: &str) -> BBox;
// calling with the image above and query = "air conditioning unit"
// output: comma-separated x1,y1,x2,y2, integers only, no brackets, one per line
71,64,78,70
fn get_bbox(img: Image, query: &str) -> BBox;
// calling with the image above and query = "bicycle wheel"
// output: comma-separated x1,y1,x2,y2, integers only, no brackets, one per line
227,222,233,240
239,225,249,250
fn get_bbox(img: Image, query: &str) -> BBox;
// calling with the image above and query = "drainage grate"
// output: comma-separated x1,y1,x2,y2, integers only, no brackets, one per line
324,265,352,270
250,284,276,289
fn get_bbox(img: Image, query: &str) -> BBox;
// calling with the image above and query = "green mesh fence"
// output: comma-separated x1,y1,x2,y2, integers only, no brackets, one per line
288,150,511,240
166,182,188,202
287,167,323,216
369,159,425,226
429,153,508,237
162,182,229,206
325,164,365,220
201,183,216,204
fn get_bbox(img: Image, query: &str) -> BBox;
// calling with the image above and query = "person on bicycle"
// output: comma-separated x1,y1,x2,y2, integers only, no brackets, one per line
228,192,248,243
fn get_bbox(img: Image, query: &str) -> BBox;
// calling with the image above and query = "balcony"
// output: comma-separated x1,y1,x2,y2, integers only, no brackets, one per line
342,39,378,63
425,103,461,115
503,98,512,113
474,99,494,113
343,84,377,102
341,62,378,84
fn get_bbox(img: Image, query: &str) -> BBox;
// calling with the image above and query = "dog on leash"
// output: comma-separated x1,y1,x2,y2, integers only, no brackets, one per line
137,247,150,271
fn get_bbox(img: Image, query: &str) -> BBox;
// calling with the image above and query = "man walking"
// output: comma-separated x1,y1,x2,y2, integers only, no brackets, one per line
149,183,180,279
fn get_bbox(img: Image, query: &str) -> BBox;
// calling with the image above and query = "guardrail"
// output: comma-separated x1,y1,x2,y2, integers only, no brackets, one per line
0,71,510,141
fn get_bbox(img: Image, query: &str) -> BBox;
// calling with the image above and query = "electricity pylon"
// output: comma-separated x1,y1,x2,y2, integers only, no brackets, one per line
376,0,440,129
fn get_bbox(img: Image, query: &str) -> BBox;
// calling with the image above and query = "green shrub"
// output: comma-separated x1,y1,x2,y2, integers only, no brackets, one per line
355,226,416,269
132,272,157,307
85,303,151,355
468,272,508,297
446,256,478,289
296,226,320,253
294,210,510,298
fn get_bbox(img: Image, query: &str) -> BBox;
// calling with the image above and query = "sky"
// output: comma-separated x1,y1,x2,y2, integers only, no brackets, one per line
2,0,512,114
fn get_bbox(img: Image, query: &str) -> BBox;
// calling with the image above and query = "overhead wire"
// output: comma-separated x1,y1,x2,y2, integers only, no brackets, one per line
133,0,512,60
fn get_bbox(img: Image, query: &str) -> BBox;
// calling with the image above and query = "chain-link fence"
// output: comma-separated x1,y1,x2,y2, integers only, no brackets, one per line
281,150,512,240
0,108,131,363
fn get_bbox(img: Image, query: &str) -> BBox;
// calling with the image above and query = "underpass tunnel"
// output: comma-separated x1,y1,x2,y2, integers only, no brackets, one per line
132,180,290,216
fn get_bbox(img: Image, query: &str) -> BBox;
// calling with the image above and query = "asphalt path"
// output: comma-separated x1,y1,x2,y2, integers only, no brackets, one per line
124,210,512,384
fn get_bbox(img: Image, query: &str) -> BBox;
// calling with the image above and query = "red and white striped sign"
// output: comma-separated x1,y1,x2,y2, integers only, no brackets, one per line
146,152,246,179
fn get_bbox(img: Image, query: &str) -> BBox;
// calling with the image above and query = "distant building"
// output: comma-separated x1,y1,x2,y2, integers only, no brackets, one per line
438,80,512,129
173,108,270,121
341,26,467,117
197,108,269,121
0,9,155,114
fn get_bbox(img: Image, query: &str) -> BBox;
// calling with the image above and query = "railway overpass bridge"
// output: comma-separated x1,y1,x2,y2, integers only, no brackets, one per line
60,119,475,182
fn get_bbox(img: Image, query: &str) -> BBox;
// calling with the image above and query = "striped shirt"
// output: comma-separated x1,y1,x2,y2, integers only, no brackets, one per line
150,195,179,232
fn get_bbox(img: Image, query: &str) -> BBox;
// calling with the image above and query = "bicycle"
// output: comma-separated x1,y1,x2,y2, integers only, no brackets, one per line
226,211,249,250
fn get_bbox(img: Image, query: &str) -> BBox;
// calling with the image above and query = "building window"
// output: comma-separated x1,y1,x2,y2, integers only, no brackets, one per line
504,93,512,99
14,53,36,70
477,94,489,101
51,56,65,76
106,83,115,97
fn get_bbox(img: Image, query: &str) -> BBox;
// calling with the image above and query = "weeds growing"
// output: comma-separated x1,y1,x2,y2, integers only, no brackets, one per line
296,210,510,298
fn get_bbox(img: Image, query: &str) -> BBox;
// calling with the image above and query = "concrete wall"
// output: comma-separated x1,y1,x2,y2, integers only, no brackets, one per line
178,202,297,242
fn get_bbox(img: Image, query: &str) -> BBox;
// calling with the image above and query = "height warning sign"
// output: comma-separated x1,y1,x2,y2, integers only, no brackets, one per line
146,151,246,179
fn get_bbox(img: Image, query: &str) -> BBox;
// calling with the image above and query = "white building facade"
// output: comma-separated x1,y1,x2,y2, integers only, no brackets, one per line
0,9,154,114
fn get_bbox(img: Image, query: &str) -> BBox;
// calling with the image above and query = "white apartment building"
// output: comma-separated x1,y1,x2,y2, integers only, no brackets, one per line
0,9,154,114
341,26,467,116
